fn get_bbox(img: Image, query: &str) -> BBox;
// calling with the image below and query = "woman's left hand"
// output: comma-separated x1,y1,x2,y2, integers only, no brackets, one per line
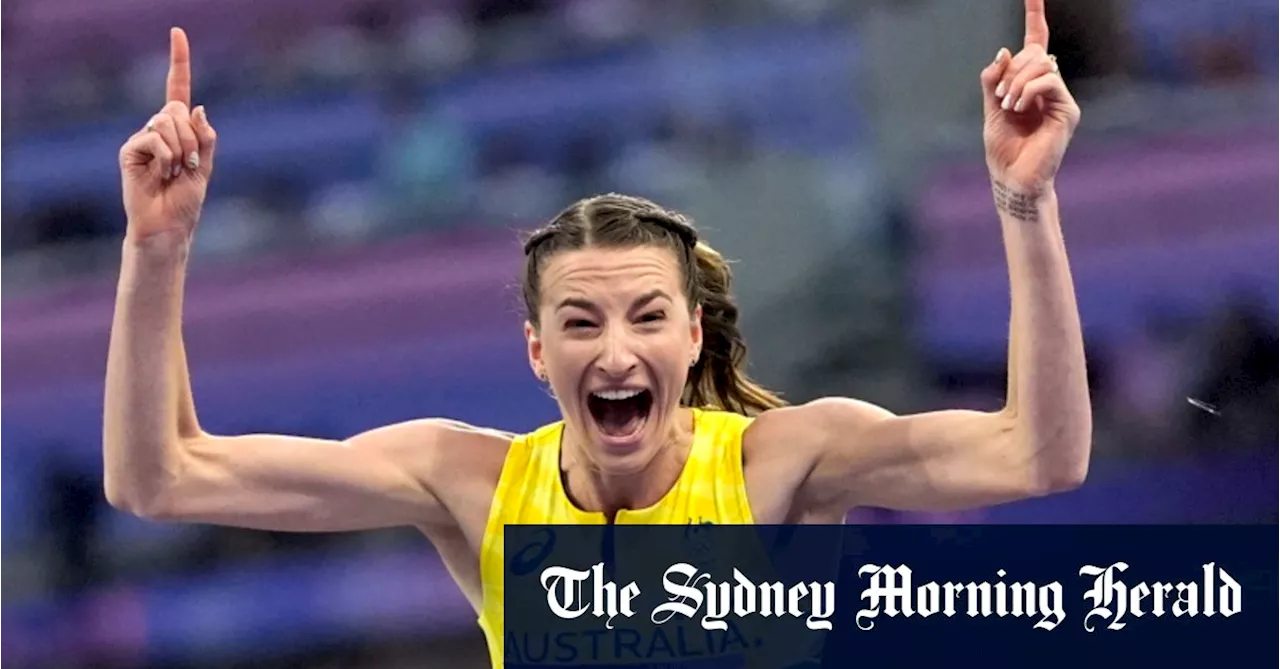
981,0,1082,193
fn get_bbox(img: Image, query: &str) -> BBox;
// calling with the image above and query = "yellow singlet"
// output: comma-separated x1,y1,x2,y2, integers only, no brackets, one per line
477,407,755,667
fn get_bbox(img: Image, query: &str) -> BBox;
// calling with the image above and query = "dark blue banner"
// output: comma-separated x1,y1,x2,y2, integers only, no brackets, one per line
503,525,1277,668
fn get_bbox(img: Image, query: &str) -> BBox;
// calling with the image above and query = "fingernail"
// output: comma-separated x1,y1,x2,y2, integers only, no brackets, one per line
1001,94,1013,111
194,106,206,123
187,152,200,170
1013,97,1026,112
993,49,1003,65
172,164,182,178
995,81,1008,98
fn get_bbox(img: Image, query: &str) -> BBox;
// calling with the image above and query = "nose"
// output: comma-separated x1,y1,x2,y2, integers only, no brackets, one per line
596,326,639,378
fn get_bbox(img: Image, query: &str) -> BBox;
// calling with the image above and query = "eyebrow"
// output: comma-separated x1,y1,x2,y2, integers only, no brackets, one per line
630,289,672,311
555,290,673,313
556,297,598,313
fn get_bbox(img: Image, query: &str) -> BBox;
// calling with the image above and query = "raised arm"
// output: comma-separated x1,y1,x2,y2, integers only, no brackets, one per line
107,235,466,530
103,29,495,531
752,0,1090,513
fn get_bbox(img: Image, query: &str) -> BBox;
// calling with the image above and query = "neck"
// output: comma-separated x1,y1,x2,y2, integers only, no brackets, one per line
560,408,695,519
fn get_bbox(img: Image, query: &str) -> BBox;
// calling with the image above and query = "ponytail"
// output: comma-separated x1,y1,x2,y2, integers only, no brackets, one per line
683,241,787,416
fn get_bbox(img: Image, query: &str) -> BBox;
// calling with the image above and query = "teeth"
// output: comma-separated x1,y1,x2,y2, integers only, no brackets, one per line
592,389,643,401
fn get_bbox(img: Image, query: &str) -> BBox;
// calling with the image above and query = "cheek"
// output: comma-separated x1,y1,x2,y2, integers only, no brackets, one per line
650,332,695,374
542,336,591,373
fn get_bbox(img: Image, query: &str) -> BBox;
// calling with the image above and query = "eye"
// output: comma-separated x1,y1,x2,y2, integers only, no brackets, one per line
565,318,597,330
638,311,666,324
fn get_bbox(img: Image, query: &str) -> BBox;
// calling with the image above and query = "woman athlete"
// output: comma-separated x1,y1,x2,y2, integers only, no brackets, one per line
104,1,1089,665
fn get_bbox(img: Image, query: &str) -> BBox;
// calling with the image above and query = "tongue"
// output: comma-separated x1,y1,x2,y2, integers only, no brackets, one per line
592,395,646,436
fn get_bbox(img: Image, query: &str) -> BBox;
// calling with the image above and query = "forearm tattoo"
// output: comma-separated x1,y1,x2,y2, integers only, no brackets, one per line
992,181,1041,222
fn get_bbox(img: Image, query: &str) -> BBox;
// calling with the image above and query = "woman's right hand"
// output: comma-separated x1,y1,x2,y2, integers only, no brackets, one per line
119,28,217,242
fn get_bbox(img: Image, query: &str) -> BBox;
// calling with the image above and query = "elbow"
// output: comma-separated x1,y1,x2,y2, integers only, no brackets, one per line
103,474,131,512
1019,463,1086,500
1041,457,1089,494
1009,407,1092,497
102,458,141,514
1030,435,1092,496
102,445,184,521
104,477,173,520
104,478,150,517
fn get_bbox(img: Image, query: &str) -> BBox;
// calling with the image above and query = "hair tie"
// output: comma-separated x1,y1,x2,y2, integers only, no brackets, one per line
522,226,558,255
635,212,699,248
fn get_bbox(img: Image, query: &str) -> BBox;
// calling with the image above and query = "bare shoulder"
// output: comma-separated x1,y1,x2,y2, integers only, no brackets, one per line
355,418,513,498
742,399,886,464
740,400,890,522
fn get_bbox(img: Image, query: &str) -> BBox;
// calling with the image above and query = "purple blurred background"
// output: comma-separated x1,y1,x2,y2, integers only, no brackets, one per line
2,0,1276,667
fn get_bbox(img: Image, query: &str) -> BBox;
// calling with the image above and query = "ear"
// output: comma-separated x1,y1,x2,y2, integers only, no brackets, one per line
525,320,544,380
689,303,704,360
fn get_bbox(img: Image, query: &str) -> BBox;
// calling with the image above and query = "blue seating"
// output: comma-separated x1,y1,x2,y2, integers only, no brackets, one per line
1128,0,1278,81
2,24,862,218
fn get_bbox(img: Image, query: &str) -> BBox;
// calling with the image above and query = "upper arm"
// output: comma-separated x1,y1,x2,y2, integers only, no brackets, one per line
754,398,1054,513
152,419,506,532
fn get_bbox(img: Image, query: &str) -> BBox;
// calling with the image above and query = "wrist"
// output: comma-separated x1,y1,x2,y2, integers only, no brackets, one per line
122,229,193,267
990,179,1054,221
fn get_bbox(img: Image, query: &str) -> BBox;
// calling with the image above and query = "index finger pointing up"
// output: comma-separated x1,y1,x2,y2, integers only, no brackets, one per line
167,27,192,107
1024,0,1049,49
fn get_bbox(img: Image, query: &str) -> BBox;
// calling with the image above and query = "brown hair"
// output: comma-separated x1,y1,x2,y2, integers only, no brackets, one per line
521,193,786,416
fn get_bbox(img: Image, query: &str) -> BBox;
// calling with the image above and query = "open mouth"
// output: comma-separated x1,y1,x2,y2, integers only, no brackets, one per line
587,388,654,439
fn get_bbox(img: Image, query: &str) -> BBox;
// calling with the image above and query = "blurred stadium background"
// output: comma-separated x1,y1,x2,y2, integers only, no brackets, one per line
1,0,1276,666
